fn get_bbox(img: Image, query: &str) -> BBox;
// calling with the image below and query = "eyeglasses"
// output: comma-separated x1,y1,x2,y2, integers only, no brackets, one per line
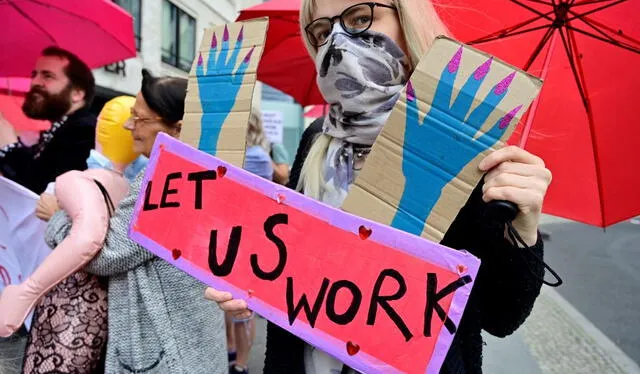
128,114,163,127
305,2,397,48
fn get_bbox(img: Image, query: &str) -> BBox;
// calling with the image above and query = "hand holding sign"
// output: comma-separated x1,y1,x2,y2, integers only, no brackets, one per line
130,134,480,374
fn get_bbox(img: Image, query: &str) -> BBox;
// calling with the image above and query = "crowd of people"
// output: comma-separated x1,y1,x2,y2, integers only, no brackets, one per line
0,1,556,373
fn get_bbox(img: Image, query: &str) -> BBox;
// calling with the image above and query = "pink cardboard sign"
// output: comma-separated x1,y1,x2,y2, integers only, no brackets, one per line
129,133,481,373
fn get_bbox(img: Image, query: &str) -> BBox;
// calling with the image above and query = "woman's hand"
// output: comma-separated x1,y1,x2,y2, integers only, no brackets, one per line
204,287,252,320
35,193,60,222
479,146,552,247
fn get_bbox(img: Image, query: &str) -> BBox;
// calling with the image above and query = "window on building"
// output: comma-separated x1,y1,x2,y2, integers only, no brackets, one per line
162,1,196,71
113,0,142,50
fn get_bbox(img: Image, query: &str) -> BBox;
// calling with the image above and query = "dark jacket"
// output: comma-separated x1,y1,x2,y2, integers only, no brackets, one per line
0,108,96,194
263,118,545,374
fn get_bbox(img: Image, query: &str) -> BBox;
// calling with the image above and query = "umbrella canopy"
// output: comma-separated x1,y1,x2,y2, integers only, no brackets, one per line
0,94,49,132
237,0,325,106
0,0,136,77
437,0,640,227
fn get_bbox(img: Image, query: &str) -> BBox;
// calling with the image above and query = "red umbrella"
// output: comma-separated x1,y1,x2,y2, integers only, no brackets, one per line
0,94,49,132
0,0,136,77
237,0,325,106
0,78,49,132
436,0,640,227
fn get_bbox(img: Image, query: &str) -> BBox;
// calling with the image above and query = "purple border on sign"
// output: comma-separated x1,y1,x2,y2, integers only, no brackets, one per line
129,133,481,374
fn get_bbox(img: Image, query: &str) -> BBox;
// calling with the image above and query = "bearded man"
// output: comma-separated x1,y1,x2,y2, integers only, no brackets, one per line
0,46,96,194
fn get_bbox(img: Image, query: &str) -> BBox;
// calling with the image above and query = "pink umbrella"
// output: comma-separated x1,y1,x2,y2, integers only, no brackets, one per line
0,94,49,132
0,0,136,77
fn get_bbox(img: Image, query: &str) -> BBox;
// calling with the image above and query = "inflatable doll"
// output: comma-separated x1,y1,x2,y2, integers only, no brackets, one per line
0,96,145,372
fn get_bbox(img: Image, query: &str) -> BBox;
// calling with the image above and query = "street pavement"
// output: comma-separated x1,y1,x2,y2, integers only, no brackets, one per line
246,215,640,373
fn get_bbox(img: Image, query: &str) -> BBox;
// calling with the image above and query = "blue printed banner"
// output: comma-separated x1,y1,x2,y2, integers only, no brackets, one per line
342,36,543,242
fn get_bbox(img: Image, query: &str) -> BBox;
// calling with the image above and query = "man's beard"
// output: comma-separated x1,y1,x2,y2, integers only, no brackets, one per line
22,84,73,121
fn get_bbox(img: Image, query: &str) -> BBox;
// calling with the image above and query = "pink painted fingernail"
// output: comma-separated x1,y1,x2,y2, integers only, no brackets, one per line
474,57,493,80
406,81,416,102
448,47,463,73
494,72,516,95
223,25,230,42
197,53,203,66
499,105,523,129
238,26,244,42
211,33,218,49
243,46,255,63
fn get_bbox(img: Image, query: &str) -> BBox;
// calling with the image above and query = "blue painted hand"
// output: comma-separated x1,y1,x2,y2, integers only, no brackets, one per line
390,47,523,236
196,25,254,155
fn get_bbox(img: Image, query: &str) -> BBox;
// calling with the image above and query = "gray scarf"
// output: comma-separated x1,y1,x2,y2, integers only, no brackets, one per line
315,24,409,207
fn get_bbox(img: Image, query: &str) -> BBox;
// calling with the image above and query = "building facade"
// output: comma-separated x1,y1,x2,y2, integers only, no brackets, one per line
91,0,262,112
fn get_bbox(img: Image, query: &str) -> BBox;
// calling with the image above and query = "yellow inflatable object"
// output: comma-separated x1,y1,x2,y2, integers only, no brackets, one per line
96,96,138,165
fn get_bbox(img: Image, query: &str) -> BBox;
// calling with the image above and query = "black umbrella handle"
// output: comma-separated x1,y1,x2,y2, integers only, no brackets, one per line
486,200,519,222
486,200,564,287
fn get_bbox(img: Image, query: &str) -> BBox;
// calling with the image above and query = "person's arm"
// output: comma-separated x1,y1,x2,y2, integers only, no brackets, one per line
45,175,155,277
442,181,544,338
0,124,94,193
270,143,290,185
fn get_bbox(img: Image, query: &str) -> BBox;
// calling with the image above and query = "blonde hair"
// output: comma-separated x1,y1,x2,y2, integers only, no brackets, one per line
246,106,270,152
297,0,450,198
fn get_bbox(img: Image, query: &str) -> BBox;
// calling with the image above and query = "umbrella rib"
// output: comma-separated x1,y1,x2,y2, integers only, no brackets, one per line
566,27,607,226
26,0,136,55
558,26,587,109
9,1,56,44
524,26,555,70
469,23,553,45
467,12,554,44
509,0,555,20
573,0,619,7
582,16,640,46
565,23,640,54
524,0,553,6
568,9,617,43
567,0,627,19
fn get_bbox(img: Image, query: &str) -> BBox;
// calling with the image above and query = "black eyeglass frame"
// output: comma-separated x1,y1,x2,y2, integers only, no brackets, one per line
304,2,397,48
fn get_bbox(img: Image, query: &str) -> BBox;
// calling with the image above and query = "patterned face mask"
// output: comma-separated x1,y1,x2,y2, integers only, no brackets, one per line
314,23,410,207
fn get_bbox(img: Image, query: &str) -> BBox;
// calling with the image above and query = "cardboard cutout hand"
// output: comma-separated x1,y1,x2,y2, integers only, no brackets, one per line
391,48,522,235
196,25,254,155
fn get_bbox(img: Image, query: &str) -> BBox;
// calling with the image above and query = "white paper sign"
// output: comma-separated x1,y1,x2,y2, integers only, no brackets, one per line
262,110,284,144
0,176,51,329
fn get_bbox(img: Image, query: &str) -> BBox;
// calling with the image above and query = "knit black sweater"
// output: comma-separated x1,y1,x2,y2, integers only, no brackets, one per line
263,119,545,374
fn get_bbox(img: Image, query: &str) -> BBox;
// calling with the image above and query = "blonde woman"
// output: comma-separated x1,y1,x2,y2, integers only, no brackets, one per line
208,1,552,373
243,108,274,181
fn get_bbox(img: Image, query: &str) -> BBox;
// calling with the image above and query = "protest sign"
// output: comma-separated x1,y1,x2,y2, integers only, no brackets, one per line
129,133,480,373
261,110,284,144
0,176,50,328
180,19,268,167
342,36,543,242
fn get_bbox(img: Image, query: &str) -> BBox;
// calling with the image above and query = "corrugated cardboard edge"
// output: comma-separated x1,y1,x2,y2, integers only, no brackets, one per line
181,18,269,167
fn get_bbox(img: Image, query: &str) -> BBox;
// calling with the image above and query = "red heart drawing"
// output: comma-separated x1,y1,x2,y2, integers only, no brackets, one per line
217,165,227,177
276,194,286,204
247,289,255,298
456,264,467,274
172,248,182,260
346,341,360,356
358,225,372,240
